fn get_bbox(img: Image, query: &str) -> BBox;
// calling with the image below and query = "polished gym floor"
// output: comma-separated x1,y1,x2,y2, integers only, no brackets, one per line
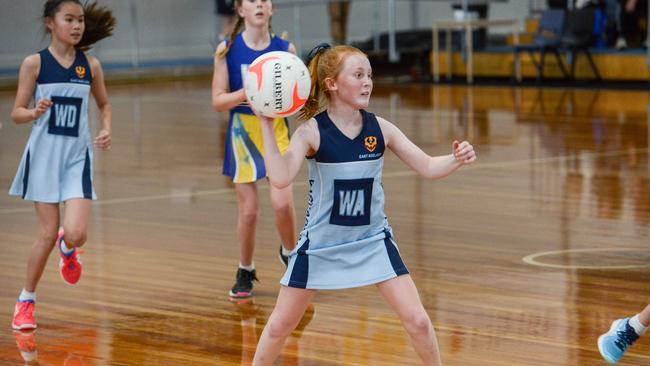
0,81,648,365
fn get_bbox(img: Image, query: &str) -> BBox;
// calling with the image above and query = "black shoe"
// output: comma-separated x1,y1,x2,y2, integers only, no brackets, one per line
279,245,289,267
228,268,259,298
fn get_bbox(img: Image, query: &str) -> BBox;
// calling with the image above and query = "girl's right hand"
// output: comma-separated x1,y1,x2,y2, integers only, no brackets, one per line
257,113,274,125
250,104,274,125
31,99,53,120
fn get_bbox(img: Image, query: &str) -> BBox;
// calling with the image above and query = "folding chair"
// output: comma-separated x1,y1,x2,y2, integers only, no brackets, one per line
561,7,602,81
513,9,569,83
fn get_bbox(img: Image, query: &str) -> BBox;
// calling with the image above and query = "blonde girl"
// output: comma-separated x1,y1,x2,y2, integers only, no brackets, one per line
212,0,297,298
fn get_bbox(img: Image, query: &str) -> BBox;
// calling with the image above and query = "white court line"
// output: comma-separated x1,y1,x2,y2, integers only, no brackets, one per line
1,147,647,215
0,187,232,215
522,248,650,270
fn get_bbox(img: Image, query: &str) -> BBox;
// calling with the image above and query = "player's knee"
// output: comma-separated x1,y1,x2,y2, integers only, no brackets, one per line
272,201,293,218
239,209,259,225
270,190,292,211
38,229,59,248
404,312,433,336
62,229,87,247
266,317,294,339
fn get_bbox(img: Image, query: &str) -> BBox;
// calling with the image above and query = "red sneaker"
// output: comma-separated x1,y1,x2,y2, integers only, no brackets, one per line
12,301,36,330
57,229,83,285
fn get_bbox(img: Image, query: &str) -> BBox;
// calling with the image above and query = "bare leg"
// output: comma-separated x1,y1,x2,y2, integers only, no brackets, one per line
235,183,259,266
638,303,650,327
252,286,315,365
61,198,92,249
376,275,443,366
269,183,296,251
24,203,60,292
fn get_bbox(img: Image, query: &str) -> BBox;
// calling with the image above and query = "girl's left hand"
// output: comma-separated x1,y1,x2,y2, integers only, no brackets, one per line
94,129,112,150
453,140,476,164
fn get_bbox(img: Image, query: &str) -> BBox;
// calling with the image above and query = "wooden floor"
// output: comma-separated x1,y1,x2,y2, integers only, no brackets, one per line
0,81,649,365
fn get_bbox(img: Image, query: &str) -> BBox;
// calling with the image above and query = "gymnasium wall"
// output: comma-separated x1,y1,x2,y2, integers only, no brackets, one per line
0,0,529,73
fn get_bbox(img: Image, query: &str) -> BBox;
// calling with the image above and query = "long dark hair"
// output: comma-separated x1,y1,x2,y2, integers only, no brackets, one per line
43,0,116,51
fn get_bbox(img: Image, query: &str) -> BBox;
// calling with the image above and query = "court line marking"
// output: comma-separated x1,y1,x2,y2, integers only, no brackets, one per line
434,323,650,360
0,187,234,214
522,247,650,270
1,147,647,215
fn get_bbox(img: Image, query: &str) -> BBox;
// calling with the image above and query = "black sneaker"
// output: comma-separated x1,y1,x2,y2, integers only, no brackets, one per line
279,245,289,267
228,268,259,298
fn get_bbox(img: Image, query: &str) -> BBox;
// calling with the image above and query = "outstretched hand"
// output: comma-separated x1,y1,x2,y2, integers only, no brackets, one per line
453,140,476,165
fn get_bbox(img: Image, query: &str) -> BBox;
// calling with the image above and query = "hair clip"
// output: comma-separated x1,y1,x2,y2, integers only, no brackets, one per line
306,43,331,64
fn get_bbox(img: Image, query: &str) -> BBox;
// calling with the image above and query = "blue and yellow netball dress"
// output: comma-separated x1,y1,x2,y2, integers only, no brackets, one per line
281,110,409,290
9,48,96,203
223,33,291,183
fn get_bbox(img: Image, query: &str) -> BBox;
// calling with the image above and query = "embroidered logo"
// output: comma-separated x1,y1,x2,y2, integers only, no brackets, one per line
75,66,86,79
364,136,377,152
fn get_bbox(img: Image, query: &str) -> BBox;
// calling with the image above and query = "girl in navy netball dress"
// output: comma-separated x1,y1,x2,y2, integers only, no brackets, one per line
9,0,115,330
251,44,476,365
212,0,297,298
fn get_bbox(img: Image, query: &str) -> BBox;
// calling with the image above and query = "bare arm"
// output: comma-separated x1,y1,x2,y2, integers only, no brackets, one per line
89,56,112,150
11,55,52,124
211,41,247,112
259,115,318,188
379,116,475,179
288,42,297,55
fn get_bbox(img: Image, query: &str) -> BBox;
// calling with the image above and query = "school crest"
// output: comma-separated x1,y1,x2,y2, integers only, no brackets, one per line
75,66,86,79
364,136,377,152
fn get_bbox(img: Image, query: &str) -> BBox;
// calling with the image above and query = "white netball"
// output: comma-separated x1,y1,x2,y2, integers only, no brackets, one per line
244,51,311,118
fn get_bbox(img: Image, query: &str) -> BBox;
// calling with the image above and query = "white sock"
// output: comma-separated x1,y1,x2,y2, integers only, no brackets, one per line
239,263,255,272
629,315,647,336
18,289,35,302
60,238,74,256
281,246,292,257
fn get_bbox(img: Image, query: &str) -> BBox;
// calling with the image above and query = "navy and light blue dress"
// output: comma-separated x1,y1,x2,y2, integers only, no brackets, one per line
281,110,409,290
9,48,96,203
223,33,290,183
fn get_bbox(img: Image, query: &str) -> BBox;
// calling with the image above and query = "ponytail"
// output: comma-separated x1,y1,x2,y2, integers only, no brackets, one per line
217,16,244,58
76,2,116,51
217,16,277,58
299,43,331,121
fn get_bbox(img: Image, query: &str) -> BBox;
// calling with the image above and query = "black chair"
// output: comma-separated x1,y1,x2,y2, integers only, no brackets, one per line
513,9,569,83
561,6,602,80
